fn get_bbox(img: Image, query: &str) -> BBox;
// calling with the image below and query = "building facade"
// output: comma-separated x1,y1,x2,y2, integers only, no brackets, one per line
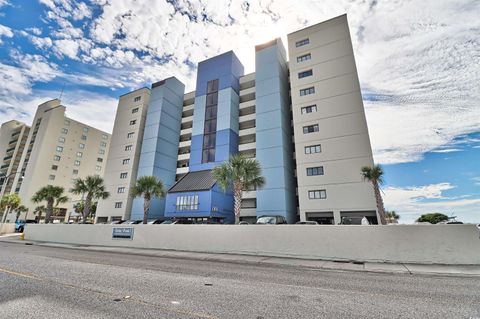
96,88,150,222
97,14,378,224
0,99,111,222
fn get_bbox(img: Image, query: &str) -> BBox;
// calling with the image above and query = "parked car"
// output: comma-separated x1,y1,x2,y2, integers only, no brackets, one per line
339,217,370,225
161,219,195,225
147,218,170,224
15,219,37,232
296,221,318,225
122,220,142,224
238,221,249,225
256,215,287,225
110,220,126,225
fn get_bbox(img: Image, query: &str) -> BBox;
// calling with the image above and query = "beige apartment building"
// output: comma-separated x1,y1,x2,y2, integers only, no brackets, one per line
0,120,30,197
287,15,377,224
1,99,111,222
96,88,150,222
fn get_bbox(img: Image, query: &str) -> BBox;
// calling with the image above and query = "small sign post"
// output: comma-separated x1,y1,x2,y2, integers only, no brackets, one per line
112,227,134,240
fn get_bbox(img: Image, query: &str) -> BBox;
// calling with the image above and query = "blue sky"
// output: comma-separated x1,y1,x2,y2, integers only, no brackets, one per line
0,0,479,223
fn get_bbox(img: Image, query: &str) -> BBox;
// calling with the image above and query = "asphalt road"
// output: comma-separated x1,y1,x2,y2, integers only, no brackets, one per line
0,241,479,319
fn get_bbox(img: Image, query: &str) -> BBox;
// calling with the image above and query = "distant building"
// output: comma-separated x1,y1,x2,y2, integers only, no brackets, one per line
0,99,111,222
97,14,378,224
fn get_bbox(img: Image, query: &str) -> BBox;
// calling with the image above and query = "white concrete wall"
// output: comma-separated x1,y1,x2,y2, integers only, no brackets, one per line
0,223,15,235
25,224,480,265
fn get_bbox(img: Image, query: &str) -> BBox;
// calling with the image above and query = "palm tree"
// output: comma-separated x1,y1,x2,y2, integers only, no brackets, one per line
31,186,68,224
385,210,400,224
213,154,265,224
15,205,28,222
130,176,166,224
33,205,46,223
0,193,21,223
70,176,109,224
361,165,387,225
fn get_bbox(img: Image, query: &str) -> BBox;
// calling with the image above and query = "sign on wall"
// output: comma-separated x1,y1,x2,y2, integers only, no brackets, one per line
112,227,134,240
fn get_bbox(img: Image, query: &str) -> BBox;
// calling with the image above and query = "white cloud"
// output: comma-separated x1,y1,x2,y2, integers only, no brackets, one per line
53,39,80,59
383,183,480,224
0,23,13,44
1,0,480,166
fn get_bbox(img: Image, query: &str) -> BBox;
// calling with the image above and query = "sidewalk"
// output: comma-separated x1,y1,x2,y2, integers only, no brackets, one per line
1,234,479,277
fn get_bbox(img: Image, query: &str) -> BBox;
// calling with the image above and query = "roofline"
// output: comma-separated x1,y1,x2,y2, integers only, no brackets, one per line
119,87,150,98
288,13,347,36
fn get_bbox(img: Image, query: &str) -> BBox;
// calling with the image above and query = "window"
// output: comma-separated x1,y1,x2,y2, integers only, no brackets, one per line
122,158,130,165
83,127,89,133
298,69,313,79
296,38,309,47
132,107,139,114
72,169,78,175
99,149,105,155
53,155,61,161
303,124,319,134
297,53,311,62
127,132,134,138
76,152,83,157
202,79,219,164
81,135,87,141
97,157,103,162
301,105,317,114
74,160,81,166
58,137,65,143
79,143,85,149
51,165,58,171
134,96,141,102
120,172,128,179
48,174,55,181
64,119,70,126
176,195,199,211
304,144,321,154
102,134,108,140
115,202,123,208
309,190,326,199
61,128,68,134
100,141,107,147
95,165,101,171
117,187,125,194
125,145,132,151
307,166,324,176
56,146,63,152
300,87,315,96
129,120,137,126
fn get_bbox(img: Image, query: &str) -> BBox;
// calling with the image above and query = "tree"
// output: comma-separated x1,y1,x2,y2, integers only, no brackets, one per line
416,213,449,224
70,176,109,224
361,165,387,225
213,154,265,224
385,210,400,224
31,185,68,224
15,205,28,222
130,176,166,224
0,193,21,223
33,205,46,223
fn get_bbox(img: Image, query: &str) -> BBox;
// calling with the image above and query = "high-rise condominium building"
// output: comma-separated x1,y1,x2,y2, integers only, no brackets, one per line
0,99,111,222
96,88,150,222
97,14,378,224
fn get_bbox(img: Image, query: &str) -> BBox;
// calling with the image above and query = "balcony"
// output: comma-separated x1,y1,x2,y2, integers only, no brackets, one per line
180,127,192,138
242,190,256,199
177,153,190,161
239,208,256,217
239,142,256,152
8,139,18,145
239,127,256,137
176,167,189,174
181,115,193,124
239,112,255,123
179,140,191,148
239,99,255,110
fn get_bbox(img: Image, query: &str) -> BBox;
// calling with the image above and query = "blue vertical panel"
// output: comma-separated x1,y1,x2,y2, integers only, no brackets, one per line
255,39,297,223
131,77,185,220
189,52,243,172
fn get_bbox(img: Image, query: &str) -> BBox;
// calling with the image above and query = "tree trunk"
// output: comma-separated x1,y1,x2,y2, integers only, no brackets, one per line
373,181,387,225
233,182,243,224
45,200,53,224
143,196,150,224
83,195,92,224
